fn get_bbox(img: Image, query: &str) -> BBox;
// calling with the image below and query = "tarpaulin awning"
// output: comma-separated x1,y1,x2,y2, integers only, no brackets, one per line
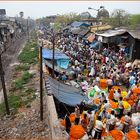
42,48,69,60
56,59,70,69
42,48,70,69
46,76,89,106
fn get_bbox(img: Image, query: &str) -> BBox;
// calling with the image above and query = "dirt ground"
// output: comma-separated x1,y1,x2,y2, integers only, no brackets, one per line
0,33,27,102
0,33,51,139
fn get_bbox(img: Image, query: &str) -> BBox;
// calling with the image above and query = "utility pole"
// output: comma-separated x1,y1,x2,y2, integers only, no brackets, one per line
0,54,10,115
40,41,43,121
52,33,55,78
46,29,62,78
27,18,29,42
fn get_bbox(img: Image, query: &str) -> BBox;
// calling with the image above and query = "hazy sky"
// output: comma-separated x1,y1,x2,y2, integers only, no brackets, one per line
0,1,140,19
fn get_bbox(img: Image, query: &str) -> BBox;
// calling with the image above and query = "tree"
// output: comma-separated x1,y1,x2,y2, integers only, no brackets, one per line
53,22,61,31
107,9,130,27
36,17,48,26
129,14,140,29
54,13,80,26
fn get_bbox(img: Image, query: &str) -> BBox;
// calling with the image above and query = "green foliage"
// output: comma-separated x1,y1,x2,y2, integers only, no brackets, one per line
53,22,62,31
106,9,130,27
18,41,38,64
13,72,33,90
15,64,30,71
24,88,36,94
8,94,22,114
0,94,22,116
22,72,33,83
54,13,80,25
129,14,140,29
30,29,37,41
0,33,38,117
0,102,6,116
0,87,36,116
36,17,49,26
14,78,24,89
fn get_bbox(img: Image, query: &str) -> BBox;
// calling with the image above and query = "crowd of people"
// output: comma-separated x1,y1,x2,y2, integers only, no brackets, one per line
57,33,140,89
42,29,140,139
55,32,140,140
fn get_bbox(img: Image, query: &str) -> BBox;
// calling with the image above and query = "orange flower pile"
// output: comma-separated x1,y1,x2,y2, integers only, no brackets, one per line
127,99,135,106
132,87,140,94
108,130,124,140
70,125,85,140
112,86,121,91
108,89,114,100
126,130,139,140
125,94,138,106
109,100,118,109
100,79,108,89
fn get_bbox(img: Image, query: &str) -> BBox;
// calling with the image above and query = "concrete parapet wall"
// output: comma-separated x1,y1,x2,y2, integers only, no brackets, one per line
46,94,68,140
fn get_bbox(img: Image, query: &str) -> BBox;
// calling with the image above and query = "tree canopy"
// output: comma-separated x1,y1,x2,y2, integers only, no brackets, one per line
103,9,140,29
54,13,80,25
108,9,130,27
129,14,140,29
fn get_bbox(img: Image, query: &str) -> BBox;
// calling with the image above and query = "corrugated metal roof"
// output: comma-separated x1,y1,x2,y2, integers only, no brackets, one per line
71,28,89,35
71,28,81,34
128,30,140,40
77,29,89,36
96,29,127,37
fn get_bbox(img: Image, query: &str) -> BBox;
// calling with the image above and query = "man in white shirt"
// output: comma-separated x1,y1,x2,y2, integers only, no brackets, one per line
102,100,111,111
75,59,79,66
93,116,104,139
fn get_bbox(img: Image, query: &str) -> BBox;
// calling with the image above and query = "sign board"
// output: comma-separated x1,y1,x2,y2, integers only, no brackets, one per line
0,9,6,16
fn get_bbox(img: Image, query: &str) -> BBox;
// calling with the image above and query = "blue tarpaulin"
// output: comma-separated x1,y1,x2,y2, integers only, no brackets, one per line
42,48,69,60
56,59,70,69
71,21,90,27
46,76,89,106
42,48,70,69
90,41,100,49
